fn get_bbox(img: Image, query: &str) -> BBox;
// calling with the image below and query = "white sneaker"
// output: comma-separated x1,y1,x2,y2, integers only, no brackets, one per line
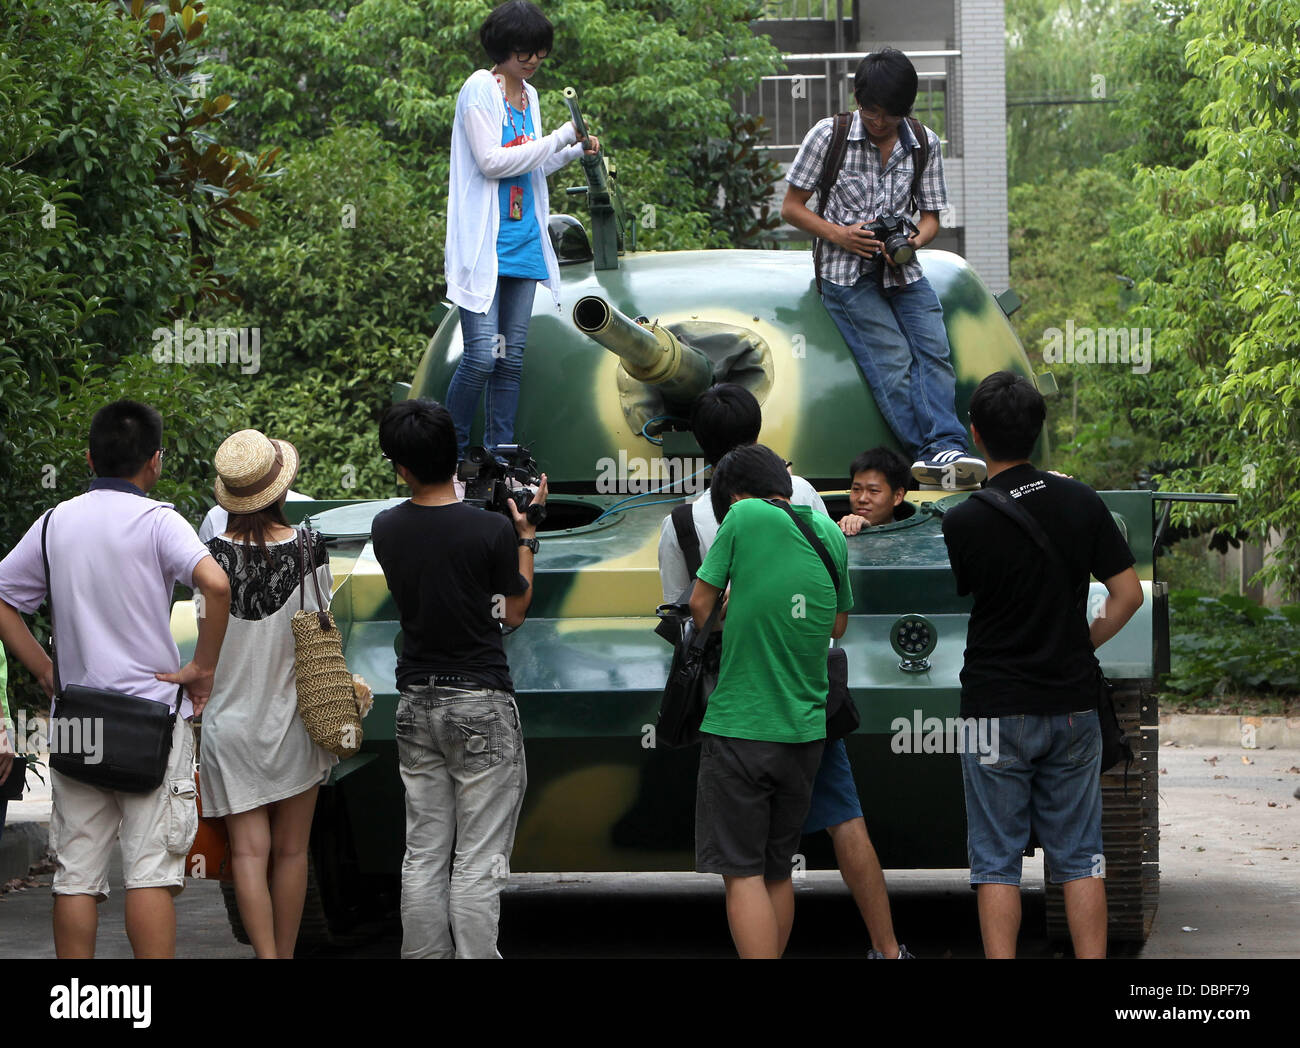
911,450,986,490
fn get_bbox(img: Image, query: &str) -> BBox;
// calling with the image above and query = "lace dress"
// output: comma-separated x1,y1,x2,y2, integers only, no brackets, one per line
198,531,337,816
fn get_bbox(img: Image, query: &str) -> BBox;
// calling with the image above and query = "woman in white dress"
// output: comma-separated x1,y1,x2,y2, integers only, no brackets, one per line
200,429,336,958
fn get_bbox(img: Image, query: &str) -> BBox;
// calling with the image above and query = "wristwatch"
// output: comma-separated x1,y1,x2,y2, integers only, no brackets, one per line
518,537,540,554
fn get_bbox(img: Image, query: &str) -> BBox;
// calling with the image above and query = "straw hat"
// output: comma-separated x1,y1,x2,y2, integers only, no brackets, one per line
213,429,299,514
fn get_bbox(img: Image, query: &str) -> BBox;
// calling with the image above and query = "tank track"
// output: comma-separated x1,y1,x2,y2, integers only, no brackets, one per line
1045,682,1160,947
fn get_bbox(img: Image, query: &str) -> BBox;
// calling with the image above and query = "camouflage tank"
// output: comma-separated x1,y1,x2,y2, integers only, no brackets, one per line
176,101,1174,948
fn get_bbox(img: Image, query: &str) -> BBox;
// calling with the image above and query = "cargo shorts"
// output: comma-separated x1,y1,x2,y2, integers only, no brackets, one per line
50,715,197,898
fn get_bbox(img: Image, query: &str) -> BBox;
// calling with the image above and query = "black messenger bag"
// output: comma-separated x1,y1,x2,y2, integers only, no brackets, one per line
41,509,180,793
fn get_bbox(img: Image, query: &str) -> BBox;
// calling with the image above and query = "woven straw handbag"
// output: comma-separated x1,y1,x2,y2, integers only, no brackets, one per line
291,527,362,758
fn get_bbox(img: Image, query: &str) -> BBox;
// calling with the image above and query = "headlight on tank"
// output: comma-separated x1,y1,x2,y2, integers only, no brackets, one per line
891,614,937,673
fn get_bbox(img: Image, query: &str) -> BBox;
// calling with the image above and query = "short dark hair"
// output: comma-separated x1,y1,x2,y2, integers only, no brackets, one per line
853,47,918,116
710,444,793,524
379,399,458,485
968,371,1045,462
691,383,762,466
480,0,554,64
88,400,162,478
849,446,911,492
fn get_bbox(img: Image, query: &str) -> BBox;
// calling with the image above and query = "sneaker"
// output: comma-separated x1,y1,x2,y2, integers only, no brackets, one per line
911,449,986,489
867,944,915,959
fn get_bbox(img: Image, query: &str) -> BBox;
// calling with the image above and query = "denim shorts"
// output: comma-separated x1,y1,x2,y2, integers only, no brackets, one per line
959,710,1104,886
802,738,864,833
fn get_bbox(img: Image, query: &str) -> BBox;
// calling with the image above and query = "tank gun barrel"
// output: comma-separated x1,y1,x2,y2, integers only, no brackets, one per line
572,296,714,402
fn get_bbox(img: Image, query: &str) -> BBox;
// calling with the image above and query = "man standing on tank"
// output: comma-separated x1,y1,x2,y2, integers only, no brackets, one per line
372,398,546,958
941,372,1143,958
781,48,985,491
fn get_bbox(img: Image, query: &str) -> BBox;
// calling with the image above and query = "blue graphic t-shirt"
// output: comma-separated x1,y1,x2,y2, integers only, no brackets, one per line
496,103,547,279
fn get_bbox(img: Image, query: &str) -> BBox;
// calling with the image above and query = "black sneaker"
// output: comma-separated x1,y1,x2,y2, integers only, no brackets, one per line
911,450,986,489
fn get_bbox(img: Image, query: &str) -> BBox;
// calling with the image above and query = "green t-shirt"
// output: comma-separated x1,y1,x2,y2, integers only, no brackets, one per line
695,497,853,743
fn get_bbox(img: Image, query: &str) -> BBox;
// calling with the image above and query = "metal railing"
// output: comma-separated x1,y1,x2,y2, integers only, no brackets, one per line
760,0,854,20
737,50,959,157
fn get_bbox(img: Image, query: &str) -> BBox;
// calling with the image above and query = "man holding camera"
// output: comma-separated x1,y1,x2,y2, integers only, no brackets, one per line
781,48,985,490
372,398,545,958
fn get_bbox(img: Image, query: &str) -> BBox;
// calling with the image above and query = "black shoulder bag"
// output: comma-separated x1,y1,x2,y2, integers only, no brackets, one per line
969,488,1135,783
767,500,860,741
41,508,182,793
655,587,723,749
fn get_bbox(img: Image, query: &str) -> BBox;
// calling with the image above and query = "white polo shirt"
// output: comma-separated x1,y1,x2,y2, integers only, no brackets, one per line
0,480,210,719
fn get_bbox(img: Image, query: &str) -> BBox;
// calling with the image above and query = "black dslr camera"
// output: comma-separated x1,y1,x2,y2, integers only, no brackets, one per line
458,445,547,527
863,214,919,266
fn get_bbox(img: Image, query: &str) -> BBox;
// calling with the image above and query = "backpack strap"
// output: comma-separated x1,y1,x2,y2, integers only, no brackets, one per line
905,116,930,215
813,111,853,295
671,503,703,579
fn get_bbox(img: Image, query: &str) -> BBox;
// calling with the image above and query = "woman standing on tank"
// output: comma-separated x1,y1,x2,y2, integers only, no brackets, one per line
199,429,336,959
443,0,598,459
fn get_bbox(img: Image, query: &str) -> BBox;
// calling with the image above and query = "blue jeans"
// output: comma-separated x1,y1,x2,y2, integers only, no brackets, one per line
395,683,527,959
445,277,538,457
960,710,1104,886
821,273,969,460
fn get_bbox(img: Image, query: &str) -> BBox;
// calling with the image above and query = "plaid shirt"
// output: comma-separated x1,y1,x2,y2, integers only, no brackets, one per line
787,111,948,290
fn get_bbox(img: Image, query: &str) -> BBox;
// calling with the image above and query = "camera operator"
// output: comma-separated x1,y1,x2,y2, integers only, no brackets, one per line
372,398,546,959
781,47,985,491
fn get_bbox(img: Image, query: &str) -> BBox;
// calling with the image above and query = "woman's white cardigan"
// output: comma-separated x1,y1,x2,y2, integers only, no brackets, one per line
444,69,584,314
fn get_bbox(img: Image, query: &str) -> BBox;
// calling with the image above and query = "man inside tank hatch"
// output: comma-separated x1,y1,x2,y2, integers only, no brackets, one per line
781,47,986,492
836,445,916,535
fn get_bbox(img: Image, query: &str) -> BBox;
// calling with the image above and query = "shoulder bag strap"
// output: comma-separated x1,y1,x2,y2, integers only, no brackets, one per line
968,488,1078,607
813,111,853,295
689,588,725,653
296,527,330,629
766,499,840,592
40,509,63,700
671,503,703,579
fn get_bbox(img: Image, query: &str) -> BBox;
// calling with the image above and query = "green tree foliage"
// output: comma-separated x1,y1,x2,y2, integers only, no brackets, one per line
1115,0,1300,592
203,125,444,498
201,0,782,236
1,0,264,713
1004,0,1129,185
1006,167,1161,488
1003,1,1208,495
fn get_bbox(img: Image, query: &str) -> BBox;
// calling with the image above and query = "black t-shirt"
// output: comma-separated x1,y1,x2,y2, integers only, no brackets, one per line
371,500,528,692
941,464,1136,717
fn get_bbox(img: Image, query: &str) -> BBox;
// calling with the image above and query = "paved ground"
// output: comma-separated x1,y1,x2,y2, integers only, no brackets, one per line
1,742,1295,959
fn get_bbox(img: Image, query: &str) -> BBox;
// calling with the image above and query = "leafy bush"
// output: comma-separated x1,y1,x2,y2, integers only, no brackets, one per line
0,0,264,718
1162,589,1300,701
201,125,442,498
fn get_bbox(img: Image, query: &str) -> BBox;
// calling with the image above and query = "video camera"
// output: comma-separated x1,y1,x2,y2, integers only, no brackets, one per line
458,445,547,527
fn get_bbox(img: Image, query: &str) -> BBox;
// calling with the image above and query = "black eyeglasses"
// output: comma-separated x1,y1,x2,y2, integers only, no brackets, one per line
513,49,549,62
